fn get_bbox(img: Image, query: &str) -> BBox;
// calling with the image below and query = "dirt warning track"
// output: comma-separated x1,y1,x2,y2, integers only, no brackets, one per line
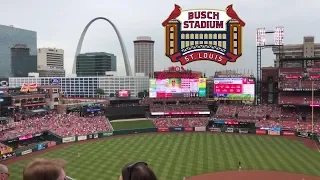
188,170,319,180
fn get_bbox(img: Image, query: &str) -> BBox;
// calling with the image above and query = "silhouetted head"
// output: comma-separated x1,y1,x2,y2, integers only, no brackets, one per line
120,162,157,180
23,158,67,180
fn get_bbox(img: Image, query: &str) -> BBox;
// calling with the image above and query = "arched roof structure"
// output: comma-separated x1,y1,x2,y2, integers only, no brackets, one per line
73,17,133,76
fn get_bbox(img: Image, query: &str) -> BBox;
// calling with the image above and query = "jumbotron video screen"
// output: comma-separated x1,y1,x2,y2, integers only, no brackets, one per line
149,78,206,98
214,77,255,101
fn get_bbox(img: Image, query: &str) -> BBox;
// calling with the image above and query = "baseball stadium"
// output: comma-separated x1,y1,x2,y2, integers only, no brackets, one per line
0,61,320,180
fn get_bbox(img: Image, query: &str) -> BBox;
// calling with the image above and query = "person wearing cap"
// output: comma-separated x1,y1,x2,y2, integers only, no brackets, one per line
0,164,9,180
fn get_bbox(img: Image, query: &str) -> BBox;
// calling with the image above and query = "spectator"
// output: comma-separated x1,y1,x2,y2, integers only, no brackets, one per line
0,164,9,180
120,162,157,180
23,158,67,180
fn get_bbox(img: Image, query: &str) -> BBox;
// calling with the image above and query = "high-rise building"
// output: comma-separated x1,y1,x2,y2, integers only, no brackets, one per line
76,52,116,77
134,36,154,76
10,44,37,77
37,48,65,77
272,36,320,67
0,25,37,77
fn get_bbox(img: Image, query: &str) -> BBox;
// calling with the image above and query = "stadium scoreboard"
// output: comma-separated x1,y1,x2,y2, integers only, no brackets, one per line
213,77,255,101
149,78,206,98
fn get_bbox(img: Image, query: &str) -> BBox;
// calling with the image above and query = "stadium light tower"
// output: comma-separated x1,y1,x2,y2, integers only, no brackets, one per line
256,26,284,104
312,80,314,134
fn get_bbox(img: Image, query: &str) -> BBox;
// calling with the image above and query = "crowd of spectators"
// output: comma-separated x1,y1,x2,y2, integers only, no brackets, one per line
0,112,113,141
152,117,209,127
216,104,281,120
279,96,320,105
150,104,209,113
149,97,208,112
279,78,320,89
148,97,206,104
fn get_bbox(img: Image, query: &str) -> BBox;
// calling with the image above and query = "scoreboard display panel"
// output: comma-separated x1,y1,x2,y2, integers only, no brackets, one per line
214,77,255,101
149,78,206,98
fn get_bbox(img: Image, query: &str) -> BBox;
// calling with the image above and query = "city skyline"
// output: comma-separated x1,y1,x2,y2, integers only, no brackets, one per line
134,36,154,76
1,0,320,76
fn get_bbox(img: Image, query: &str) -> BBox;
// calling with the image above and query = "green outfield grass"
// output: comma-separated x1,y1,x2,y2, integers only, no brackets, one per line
8,133,320,180
111,120,155,130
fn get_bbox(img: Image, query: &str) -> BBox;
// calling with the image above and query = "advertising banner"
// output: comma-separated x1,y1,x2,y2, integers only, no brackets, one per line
0,152,16,161
0,148,12,155
33,132,43,137
37,144,45,151
239,129,248,134
297,132,311,139
268,130,280,136
151,111,210,115
195,127,206,132
256,129,266,135
210,128,221,132
184,127,193,132
62,136,76,143
47,141,56,147
171,127,184,132
94,134,98,139
226,128,234,133
77,135,87,141
158,128,169,132
102,132,113,137
0,77,9,87
21,149,32,156
283,131,295,136
87,134,94,139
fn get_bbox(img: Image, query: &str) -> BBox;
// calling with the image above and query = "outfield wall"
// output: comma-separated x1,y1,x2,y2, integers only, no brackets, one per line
1,127,319,162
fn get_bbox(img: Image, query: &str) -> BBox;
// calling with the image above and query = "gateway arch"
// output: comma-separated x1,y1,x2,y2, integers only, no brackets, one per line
73,17,133,76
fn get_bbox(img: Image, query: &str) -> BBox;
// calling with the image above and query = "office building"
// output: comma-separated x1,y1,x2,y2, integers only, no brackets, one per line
134,36,154,76
10,44,37,77
272,36,320,67
37,48,65,77
9,76,149,98
0,25,37,77
76,52,116,77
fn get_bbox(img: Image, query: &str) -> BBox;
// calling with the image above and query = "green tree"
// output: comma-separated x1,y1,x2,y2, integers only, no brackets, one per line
143,90,149,97
138,92,144,98
61,99,65,104
95,88,105,97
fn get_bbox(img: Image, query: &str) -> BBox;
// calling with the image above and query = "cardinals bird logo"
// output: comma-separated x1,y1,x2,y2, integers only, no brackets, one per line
162,4,245,66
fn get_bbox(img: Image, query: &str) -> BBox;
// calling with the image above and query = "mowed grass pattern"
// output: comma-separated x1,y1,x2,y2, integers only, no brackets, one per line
111,120,155,130
8,133,320,180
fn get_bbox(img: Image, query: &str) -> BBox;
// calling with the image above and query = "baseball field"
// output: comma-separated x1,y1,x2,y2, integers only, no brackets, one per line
5,132,320,180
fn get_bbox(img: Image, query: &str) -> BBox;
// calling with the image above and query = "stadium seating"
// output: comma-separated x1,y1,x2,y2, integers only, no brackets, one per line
279,79,300,89
0,112,113,140
235,105,256,118
279,78,320,90
279,96,320,105
152,117,208,128
216,105,236,117
255,120,280,128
